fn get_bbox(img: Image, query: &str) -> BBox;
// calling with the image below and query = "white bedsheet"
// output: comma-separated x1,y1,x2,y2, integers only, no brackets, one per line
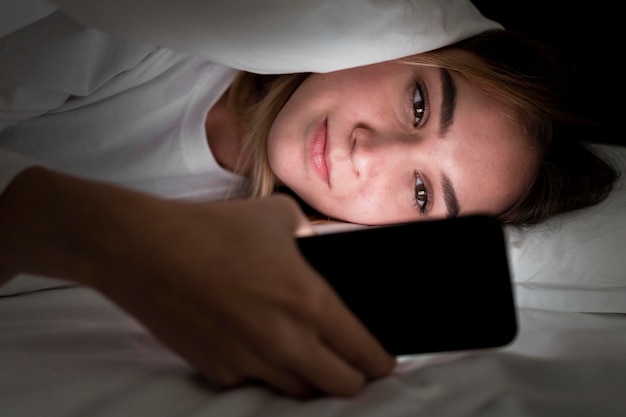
2,282,626,417
2,147,624,416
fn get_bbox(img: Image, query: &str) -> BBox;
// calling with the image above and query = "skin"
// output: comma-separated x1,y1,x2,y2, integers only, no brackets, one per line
266,61,538,225
0,168,394,398
0,57,536,400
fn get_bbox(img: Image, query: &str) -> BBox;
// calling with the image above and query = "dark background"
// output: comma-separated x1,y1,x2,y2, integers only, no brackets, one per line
471,1,624,146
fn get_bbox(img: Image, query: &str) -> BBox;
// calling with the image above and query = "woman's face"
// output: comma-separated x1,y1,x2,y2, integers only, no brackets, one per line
267,60,537,225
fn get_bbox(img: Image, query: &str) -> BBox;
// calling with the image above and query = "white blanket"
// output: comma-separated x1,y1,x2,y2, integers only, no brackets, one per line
1,284,626,417
50,0,502,74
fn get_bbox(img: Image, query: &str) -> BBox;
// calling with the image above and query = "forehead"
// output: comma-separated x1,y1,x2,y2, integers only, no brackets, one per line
445,70,537,216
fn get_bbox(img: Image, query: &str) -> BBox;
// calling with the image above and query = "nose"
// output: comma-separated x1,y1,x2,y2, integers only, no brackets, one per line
350,126,413,180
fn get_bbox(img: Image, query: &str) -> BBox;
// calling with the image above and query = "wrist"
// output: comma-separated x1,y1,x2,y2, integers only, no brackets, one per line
0,167,174,288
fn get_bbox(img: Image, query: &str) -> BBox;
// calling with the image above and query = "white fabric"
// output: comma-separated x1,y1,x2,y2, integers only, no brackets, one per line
0,0,499,295
1,284,626,417
52,0,503,74
0,0,500,203
3,4,626,413
0,0,56,37
2,148,625,416
0,8,245,200
504,144,626,313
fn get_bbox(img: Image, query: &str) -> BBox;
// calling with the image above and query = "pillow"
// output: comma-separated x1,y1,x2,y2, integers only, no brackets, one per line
505,144,626,313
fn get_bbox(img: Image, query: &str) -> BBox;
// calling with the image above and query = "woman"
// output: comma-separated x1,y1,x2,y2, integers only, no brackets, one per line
230,29,618,226
0,2,619,399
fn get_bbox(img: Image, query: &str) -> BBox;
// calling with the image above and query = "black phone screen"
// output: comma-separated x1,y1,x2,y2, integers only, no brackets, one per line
296,215,517,356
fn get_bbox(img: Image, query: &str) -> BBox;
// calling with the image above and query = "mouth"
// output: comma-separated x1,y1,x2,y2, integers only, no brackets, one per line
310,117,330,185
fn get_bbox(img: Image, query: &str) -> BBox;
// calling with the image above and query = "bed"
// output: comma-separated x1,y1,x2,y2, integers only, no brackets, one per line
1,143,625,416
2,1,626,416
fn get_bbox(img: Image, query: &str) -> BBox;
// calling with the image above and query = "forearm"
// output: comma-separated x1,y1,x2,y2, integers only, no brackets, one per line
0,168,395,397
0,166,172,287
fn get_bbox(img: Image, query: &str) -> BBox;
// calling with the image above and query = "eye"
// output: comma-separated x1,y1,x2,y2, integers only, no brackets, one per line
412,82,427,127
414,171,432,215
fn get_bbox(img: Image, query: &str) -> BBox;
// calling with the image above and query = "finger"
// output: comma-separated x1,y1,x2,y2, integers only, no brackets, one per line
247,308,367,397
312,221,368,235
320,295,397,380
247,360,318,399
190,331,318,398
291,335,368,397
141,313,248,390
265,194,314,237
294,221,315,238
211,341,319,398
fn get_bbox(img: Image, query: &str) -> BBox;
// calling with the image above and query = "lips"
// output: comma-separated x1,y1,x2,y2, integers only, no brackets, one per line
311,118,329,184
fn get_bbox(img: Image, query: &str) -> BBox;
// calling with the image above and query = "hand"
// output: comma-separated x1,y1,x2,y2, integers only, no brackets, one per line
93,194,396,398
0,168,395,397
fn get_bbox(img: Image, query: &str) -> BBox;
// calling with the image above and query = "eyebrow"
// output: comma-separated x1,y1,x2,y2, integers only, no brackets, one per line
438,68,460,217
442,173,460,218
439,68,457,137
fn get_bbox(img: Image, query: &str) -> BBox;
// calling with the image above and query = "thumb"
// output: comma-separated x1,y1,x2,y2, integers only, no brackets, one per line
263,194,315,238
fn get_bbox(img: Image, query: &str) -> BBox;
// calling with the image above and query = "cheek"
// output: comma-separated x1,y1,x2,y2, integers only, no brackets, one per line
313,181,416,225
265,131,284,179
266,111,302,182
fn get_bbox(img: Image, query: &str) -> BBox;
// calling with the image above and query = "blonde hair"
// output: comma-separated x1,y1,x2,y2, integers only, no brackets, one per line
226,29,618,225
226,72,309,198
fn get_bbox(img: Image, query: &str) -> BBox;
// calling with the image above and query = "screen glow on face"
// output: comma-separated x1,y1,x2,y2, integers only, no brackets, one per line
267,61,535,225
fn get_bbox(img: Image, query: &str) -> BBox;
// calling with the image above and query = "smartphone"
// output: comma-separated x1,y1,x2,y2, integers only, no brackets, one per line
296,215,517,356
